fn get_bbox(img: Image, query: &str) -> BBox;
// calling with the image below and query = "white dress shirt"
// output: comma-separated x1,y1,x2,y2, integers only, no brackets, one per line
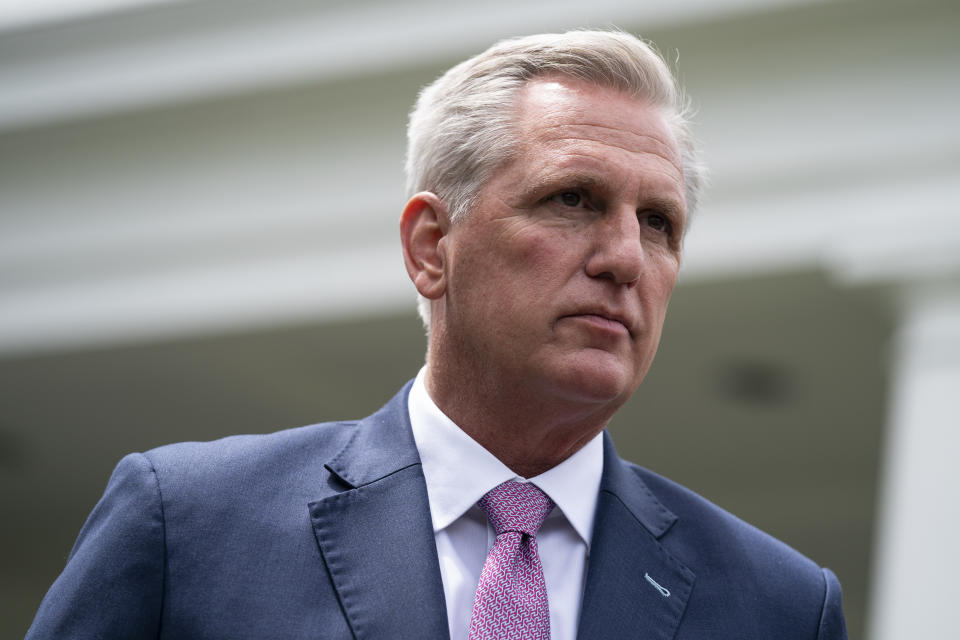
408,368,603,640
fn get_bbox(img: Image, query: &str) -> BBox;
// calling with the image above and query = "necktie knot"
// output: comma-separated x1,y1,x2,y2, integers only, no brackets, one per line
469,480,554,640
478,480,554,537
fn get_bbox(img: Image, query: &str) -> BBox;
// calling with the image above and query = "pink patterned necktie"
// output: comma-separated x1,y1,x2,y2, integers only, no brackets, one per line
468,480,555,640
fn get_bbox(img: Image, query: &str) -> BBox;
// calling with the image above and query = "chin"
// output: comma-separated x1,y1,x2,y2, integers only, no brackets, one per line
545,356,641,407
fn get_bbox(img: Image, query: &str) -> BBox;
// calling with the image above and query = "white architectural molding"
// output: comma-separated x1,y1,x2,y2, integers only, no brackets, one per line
0,240,412,355
1,0,957,357
868,285,960,640
683,168,960,284
0,0,828,132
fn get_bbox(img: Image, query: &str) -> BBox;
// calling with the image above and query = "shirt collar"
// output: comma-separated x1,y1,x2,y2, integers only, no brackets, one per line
408,367,603,548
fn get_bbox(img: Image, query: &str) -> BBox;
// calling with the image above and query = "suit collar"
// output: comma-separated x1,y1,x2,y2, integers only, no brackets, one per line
322,380,422,489
598,431,677,539
576,433,695,640
309,383,450,640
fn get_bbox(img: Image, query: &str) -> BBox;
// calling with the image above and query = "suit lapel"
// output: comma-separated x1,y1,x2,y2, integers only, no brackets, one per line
308,384,449,640
577,433,695,640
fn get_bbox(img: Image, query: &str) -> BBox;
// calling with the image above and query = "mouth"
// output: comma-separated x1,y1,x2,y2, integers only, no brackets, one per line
561,309,633,336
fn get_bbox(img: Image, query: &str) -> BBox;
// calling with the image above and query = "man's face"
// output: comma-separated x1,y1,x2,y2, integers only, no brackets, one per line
437,76,686,411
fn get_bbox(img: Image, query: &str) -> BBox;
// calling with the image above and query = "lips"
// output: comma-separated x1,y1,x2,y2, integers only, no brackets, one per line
561,308,634,336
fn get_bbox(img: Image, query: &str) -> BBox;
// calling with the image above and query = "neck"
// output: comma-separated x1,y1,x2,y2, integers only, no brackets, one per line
423,362,617,478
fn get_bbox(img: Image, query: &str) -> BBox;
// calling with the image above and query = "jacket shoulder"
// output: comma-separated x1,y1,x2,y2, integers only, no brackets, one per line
624,462,846,639
144,420,357,471
141,420,359,503
628,463,817,566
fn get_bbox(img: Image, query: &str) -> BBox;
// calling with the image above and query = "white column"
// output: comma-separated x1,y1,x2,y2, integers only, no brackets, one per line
868,283,960,639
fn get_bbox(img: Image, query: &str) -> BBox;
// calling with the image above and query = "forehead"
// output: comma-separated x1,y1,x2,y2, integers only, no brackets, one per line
513,76,681,162
505,77,685,200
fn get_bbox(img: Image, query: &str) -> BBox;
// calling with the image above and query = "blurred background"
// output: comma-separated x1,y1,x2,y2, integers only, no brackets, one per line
2,0,958,637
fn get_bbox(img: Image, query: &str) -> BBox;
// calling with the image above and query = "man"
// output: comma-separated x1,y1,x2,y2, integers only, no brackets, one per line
28,31,847,639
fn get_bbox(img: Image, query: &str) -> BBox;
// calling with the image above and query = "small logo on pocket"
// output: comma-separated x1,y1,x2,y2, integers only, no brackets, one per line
644,572,671,597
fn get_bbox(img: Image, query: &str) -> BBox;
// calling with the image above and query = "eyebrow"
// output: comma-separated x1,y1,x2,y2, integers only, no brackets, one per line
522,170,611,203
641,196,686,220
525,169,685,218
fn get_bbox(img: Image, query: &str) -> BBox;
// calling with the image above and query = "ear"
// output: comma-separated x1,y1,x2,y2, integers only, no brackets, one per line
400,192,450,301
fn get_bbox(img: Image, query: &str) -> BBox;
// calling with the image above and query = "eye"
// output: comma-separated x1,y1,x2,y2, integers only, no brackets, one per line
550,191,585,208
641,211,671,233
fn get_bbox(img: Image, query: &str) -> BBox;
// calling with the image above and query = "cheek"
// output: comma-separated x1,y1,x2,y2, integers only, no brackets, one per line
649,257,680,298
638,264,680,328
451,233,558,312
504,225,585,279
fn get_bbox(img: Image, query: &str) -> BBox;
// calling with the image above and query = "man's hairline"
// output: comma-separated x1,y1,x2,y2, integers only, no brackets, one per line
448,72,690,226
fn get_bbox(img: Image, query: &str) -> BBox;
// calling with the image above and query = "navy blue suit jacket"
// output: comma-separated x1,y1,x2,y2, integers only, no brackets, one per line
29,382,846,639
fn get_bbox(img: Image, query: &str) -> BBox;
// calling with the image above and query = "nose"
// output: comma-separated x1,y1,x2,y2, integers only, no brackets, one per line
584,208,644,285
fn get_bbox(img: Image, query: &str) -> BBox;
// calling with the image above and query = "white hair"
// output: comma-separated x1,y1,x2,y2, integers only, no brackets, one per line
404,30,706,328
